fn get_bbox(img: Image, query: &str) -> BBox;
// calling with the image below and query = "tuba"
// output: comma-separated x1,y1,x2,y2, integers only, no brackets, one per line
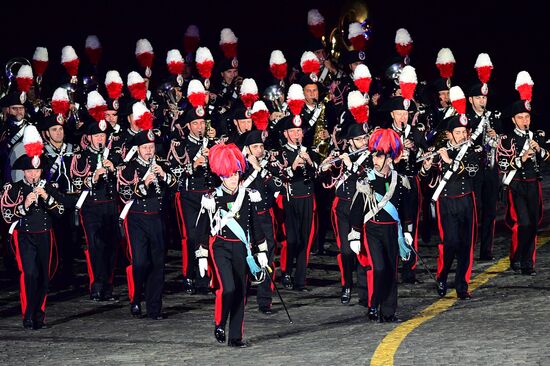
2,57,31,98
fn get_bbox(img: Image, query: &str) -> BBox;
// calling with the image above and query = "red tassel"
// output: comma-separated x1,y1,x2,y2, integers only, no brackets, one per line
270,63,287,80
89,105,107,122
188,92,206,108
62,59,80,76
240,93,258,109
128,82,147,101
184,36,200,54
288,99,305,116
220,43,237,59
251,110,269,130
400,82,417,100
16,77,33,93
51,100,70,116
136,52,154,69
301,59,320,75
452,98,467,114
517,84,533,102
196,60,214,79
85,48,102,65
135,111,153,130
437,63,454,79
106,82,123,100
209,143,246,177
476,66,492,84
350,105,369,124
396,44,412,57
309,23,325,39
32,60,48,76
25,142,44,157
350,35,366,51
354,77,371,93
167,61,185,75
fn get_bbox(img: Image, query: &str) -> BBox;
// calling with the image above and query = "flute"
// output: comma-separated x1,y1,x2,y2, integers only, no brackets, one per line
416,139,471,163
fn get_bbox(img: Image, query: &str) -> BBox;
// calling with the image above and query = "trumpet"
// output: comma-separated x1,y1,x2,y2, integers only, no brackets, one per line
416,139,471,163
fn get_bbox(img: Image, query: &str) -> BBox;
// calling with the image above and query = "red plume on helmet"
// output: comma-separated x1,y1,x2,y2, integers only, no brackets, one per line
132,102,153,130
32,47,48,77
287,84,305,116
307,9,325,38
183,25,200,54
16,65,33,93
105,70,123,100
353,64,372,93
187,79,206,109
23,125,44,163
209,143,246,177
347,91,369,124
61,45,79,77
135,39,154,77
436,48,455,79
166,49,185,75
515,71,534,102
251,101,269,131
300,51,320,75
240,78,259,109
51,87,70,116
450,86,467,114
269,50,287,80
348,22,366,51
85,35,102,66
220,28,238,59
474,53,493,85
127,71,147,101
399,65,417,100
87,91,108,122
195,47,215,79
395,28,413,58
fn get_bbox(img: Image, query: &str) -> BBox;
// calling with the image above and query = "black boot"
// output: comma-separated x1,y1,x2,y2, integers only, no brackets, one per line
183,278,195,294
368,307,379,321
130,303,142,318
23,319,34,330
228,339,248,348
437,281,447,297
282,274,293,289
340,287,351,305
215,326,226,343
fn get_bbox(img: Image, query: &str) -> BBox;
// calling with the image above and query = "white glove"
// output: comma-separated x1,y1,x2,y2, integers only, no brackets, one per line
404,233,413,247
198,258,208,277
350,240,361,255
257,252,268,268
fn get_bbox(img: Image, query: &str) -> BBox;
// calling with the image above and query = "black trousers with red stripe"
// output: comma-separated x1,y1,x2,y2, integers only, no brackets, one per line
436,193,476,294
211,237,247,341
363,221,399,317
473,167,499,258
506,180,541,270
256,210,276,308
13,230,52,322
176,190,210,289
80,200,118,295
126,212,165,317
331,197,356,289
402,176,421,281
282,195,315,288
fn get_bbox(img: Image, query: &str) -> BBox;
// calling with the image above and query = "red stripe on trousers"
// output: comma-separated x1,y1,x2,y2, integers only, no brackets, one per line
208,236,224,325
174,192,189,277
362,225,374,307
12,230,27,318
123,218,135,303
507,189,519,262
331,197,345,286
436,200,445,279
79,211,95,291
305,197,317,265
466,193,478,283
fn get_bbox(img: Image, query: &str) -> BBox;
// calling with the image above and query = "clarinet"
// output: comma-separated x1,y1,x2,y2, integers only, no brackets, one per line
296,139,311,184
32,179,47,207
97,143,114,198
199,131,214,192
525,128,540,177
149,156,162,195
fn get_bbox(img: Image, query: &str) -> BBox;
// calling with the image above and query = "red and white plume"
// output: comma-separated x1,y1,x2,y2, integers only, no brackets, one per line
395,28,413,57
166,49,185,75
132,102,153,130
16,65,33,93
240,78,259,109
287,84,305,116
219,28,238,59
85,35,102,65
269,50,287,80
105,70,123,100
51,87,70,116
135,39,154,76
61,45,79,77
347,90,369,124
187,79,207,109
515,71,534,102
399,65,417,100
32,47,48,77
250,100,269,130
353,64,372,93
183,25,200,54
348,22,366,51
195,47,215,79
474,53,493,84
127,71,147,101
300,51,320,75
23,125,44,166
307,9,325,38
436,48,456,79
87,91,107,122
449,86,467,114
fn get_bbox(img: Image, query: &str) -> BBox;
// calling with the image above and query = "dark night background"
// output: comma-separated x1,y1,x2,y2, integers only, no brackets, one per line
1,0,547,126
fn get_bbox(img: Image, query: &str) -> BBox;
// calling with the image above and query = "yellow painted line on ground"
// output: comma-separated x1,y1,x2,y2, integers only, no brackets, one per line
370,236,549,366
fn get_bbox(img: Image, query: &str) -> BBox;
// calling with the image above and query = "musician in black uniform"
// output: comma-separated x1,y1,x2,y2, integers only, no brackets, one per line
467,83,502,260
349,128,412,322
275,114,319,291
497,100,548,275
320,123,369,304
1,126,64,329
168,107,216,294
118,128,177,319
70,117,120,301
195,143,268,347
422,115,481,299
385,96,428,284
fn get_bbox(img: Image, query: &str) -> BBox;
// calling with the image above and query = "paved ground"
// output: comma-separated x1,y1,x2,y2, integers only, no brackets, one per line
1,176,550,365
